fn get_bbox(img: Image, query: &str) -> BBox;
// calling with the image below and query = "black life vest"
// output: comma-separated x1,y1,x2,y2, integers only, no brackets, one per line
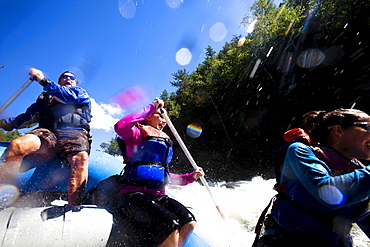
37,92,91,131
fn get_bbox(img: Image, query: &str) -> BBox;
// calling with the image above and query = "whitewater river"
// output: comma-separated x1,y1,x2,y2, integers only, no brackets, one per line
168,177,370,247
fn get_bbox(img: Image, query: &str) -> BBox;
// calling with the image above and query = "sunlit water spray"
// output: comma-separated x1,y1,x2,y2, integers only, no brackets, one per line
1,177,368,246
168,177,370,246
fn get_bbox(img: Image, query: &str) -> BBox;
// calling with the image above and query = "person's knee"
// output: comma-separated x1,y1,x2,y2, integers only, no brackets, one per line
67,152,89,183
68,151,89,168
75,151,89,161
8,139,25,156
182,221,196,231
8,135,41,156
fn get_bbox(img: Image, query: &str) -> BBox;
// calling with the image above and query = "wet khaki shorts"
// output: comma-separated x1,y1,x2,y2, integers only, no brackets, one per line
28,128,91,157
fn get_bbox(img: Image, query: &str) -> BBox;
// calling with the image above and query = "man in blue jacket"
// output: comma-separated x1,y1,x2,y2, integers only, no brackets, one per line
0,68,92,207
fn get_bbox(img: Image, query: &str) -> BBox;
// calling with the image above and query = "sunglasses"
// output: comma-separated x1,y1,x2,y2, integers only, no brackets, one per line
351,122,370,132
61,74,76,80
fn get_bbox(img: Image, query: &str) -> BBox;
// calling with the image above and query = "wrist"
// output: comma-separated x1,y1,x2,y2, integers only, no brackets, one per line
39,78,50,87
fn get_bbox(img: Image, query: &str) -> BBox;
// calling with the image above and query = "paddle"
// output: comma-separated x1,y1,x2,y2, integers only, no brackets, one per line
160,108,226,220
0,78,34,114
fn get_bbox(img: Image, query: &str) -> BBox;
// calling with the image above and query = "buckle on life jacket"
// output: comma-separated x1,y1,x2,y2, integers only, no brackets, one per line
136,164,166,182
131,137,173,165
123,162,170,188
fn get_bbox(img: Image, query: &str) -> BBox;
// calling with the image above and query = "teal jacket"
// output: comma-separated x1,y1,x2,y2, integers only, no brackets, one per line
272,142,370,246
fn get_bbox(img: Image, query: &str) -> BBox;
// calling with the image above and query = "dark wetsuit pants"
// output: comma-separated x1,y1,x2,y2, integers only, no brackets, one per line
107,191,196,247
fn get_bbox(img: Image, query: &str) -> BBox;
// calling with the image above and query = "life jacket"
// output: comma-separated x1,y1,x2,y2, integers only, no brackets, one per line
38,92,92,131
273,128,311,184
274,141,365,189
254,135,369,246
313,144,365,176
122,125,173,189
283,128,311,143
272,133,368,230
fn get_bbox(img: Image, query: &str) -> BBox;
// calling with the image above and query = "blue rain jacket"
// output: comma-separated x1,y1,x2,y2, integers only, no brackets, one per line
272,142,370,245
2,80,91,131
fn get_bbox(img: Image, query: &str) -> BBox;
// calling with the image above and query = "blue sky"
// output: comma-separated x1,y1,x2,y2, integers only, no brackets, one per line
0,0,258,151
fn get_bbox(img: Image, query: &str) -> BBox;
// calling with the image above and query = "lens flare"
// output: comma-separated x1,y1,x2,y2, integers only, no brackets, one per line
278,52,294,73
112,86,149,110
247,19,257,34
237,37,246,47
0,184,20,208
166,0,183,9
318,185,344,205
118,0,136,19
176,48,192,66
194,87,209,107
296,48,326,68
187,123,202,138
209,22,227,42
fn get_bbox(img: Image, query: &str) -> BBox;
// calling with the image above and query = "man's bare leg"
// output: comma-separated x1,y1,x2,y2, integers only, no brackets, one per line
0,134,44,183
66,151,89,206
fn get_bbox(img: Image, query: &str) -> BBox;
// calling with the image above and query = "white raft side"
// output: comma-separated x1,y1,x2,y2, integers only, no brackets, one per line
0,208,15,245
0,206,112,247
185,205,229,247
168,184,230,247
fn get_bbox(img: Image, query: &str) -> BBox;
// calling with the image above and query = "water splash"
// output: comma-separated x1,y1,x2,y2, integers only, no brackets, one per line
168,177,370,246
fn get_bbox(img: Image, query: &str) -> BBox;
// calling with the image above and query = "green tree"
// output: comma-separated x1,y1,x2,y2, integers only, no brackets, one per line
100,136,122,156
0,129,23,142
161,90,180,119
161,0,370,182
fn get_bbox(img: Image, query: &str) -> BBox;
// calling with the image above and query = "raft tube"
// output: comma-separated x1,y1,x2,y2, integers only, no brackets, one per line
0,141,213,247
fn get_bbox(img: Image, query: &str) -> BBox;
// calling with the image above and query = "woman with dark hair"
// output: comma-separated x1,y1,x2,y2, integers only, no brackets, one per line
112,98,204,247
255,108,370,247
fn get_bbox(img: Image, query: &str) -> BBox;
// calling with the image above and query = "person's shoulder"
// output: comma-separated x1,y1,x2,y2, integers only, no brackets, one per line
289,141,309,148
288,141,313,153
73,85,87,91
73,86,90,96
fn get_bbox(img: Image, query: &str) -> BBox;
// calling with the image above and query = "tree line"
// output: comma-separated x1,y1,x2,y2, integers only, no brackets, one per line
156,0,370,181
102,0,370,181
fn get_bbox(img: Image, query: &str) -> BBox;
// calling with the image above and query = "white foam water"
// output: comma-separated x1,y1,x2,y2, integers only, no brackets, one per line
168,177,370,247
